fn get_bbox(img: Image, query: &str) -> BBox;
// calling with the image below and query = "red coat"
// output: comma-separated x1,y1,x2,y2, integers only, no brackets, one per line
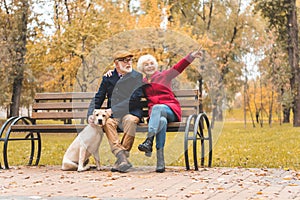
142,54,195,121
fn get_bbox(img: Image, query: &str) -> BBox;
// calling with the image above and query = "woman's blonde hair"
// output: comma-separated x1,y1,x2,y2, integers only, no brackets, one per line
137,54,158,72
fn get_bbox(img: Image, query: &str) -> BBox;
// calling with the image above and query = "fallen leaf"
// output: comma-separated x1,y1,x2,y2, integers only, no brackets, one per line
255,173,267,176
283,176,292,180
33,180,42,184
190,190,204,194
288,183,298,186
110,176,120,180
179,187,185,191
156,194,168,198
103,183,112,187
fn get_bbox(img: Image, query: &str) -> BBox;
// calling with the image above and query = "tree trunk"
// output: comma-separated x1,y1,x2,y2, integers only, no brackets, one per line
282,106,290,123
286,0,300,126
9,0,29,117
10,77,24,117
269,90,274,127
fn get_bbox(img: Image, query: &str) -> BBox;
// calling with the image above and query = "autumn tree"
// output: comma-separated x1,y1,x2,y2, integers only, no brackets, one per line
256,30,291,124
0,0,30,117
31,0,141,93
165,0,262,127
254,0,300,127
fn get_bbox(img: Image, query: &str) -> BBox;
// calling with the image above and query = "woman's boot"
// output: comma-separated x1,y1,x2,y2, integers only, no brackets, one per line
138,136,154,157
156,148,165,173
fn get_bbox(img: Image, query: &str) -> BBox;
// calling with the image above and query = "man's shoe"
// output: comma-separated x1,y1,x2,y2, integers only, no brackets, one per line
124,150,130,158
111,160,120,172
111,150,132,173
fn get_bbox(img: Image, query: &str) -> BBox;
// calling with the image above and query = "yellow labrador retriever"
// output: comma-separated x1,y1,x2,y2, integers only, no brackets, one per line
61,109,108,172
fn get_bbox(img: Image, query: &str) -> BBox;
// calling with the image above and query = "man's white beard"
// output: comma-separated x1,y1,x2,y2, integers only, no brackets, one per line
120,65,133,74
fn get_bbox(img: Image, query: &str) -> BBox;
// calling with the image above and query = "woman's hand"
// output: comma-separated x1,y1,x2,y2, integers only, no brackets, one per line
191,46,203,58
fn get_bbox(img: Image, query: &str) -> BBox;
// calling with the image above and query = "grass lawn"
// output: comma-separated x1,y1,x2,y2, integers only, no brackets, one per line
213,122,300,170
1,121,299,170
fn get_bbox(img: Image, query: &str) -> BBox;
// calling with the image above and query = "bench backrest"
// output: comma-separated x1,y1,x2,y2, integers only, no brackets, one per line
32,89,199,124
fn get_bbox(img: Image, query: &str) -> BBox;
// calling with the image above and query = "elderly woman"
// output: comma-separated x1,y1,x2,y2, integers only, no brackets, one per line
137,47,202,173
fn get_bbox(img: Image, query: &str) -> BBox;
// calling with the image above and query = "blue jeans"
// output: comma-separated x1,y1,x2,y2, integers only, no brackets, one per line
148,104,177,149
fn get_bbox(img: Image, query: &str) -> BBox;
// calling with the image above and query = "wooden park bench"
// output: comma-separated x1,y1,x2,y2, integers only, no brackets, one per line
0,89,212,170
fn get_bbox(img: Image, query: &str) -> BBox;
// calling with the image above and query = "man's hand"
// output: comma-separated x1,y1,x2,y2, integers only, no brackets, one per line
104,70,114,77
88,115,96,127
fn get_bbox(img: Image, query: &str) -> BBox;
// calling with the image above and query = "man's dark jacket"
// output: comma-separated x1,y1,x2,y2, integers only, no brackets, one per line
87,68,144,120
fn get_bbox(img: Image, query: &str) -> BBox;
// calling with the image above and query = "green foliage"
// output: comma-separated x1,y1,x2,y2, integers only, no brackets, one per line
253,0,290,42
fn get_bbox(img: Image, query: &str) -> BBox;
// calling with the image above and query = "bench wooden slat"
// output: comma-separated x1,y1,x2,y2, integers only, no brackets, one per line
11,122,193,133
34,90,197,101
32,102,91,110
31,110,196,120
31,112,87,120
179,99,199,107
32,100,197,110
173,89,198,97
11,124,86,133
34,92,96,101
181,109,197,116
142,109,196,117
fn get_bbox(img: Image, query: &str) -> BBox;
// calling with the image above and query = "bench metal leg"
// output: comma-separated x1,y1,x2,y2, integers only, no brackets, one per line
23,131,41,166
35,132,41,166
193,113,213,170
0,117,19,169
0,117,19,138
200,113,212,167
25,132,35,165
193,115,200,170
184,114,197,170
3,140,8,169
2,116,40,169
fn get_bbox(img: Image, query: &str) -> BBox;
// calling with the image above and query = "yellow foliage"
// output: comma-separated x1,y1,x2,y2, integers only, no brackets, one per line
243,80,280,120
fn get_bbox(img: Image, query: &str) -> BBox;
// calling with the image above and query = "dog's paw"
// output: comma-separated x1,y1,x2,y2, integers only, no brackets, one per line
77,168,85,172
77,166,90,172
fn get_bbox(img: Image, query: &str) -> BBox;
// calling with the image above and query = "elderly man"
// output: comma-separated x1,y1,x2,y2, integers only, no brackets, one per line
87,50,144,172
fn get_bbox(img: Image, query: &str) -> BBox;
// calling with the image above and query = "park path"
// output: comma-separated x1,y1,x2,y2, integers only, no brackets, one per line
0,165,299,200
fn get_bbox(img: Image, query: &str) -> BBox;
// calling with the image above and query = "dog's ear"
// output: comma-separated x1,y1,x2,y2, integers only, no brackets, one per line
93,109,100,114
104,110,111,118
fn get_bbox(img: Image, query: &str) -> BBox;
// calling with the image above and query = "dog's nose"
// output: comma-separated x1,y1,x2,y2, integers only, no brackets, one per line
98,119,103,125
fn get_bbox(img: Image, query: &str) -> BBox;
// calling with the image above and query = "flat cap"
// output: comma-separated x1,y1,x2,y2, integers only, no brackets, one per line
113,50,133,61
